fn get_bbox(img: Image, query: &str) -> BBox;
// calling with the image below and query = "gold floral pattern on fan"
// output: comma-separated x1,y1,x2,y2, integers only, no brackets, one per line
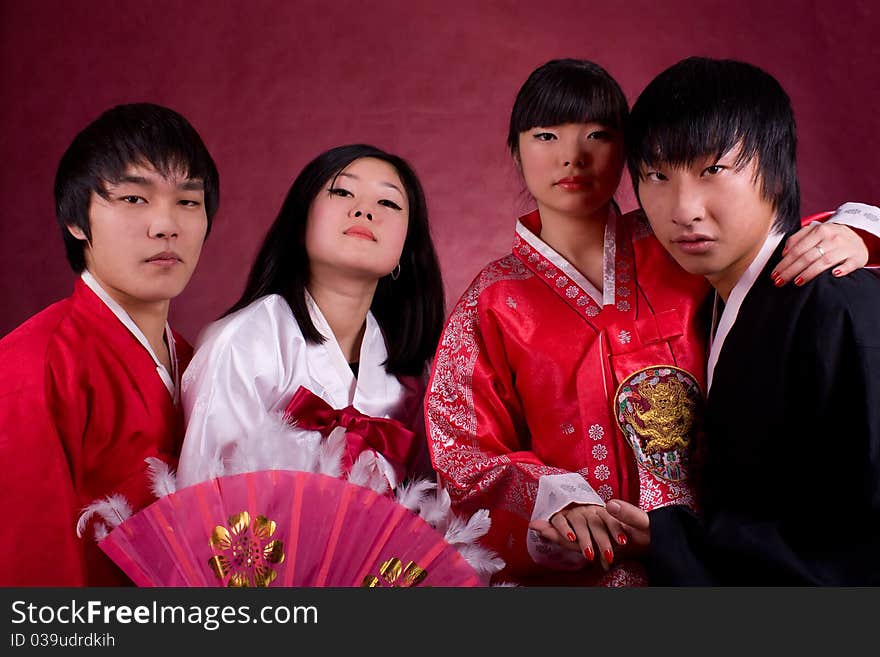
208,511,285,587
361,557,427,587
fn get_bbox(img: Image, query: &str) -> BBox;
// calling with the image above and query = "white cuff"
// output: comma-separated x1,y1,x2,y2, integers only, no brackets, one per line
531,472,605,521
526,473,604,570
828,202,880,237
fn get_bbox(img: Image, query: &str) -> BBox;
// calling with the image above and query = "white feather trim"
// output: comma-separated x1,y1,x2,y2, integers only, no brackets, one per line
393,477,436,512
347,451,390,495
144,457,177,498
93,522,109,542
443,508,491,545
367,466,390,495
416,485,452,528
224,411,322,475
203,455,227,483
403,483,506,583
454,543,506,578
317,427,346,478
76,494,133,539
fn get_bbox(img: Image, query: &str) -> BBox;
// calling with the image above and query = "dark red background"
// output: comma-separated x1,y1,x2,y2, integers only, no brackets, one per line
2,0,877,342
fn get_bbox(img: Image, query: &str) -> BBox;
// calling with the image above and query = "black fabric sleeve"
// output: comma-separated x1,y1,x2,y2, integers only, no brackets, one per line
648,505,717,586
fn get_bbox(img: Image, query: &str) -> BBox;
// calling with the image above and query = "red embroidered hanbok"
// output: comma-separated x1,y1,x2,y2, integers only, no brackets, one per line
426,209,709,585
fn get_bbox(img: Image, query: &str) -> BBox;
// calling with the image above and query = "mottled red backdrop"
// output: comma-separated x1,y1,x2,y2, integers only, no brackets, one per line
2,0,877,341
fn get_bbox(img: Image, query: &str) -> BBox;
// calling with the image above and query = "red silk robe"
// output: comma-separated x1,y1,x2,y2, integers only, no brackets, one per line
426,210,710,585
0,280,191,586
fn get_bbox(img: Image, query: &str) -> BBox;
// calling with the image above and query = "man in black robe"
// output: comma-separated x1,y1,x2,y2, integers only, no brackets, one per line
606,56,880,585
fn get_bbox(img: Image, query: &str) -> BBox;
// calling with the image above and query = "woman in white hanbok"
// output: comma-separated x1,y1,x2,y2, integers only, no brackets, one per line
177,145,445,492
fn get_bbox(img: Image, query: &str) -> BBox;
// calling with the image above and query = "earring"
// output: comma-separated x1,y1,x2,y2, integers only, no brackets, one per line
391,263,401,281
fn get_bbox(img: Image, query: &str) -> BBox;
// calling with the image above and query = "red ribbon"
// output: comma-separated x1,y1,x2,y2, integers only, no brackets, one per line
282,386,417,474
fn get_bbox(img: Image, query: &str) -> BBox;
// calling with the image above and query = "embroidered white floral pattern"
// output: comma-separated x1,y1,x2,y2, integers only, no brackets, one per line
425,254,554,514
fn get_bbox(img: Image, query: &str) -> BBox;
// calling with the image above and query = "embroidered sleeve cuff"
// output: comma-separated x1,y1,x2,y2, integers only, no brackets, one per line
526,473,604,569
527,529,588,570
829,203,880,267
531,472,605,521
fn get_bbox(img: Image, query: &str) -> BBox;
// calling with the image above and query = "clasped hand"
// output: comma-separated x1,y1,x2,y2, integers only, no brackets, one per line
529,500,652,570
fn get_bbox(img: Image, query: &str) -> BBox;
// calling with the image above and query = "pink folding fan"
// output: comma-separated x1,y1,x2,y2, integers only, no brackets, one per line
99,469,483,587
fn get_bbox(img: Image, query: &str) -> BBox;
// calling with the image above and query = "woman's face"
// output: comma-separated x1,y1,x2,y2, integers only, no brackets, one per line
516,121,624,223
305,157,409,283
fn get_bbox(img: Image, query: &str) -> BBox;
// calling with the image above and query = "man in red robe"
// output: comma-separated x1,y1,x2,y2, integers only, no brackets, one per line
0,103,219,585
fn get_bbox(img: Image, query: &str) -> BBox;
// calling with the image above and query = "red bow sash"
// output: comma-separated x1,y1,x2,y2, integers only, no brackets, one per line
283,386,417,474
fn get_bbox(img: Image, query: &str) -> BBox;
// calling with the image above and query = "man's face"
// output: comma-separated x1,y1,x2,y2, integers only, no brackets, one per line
637,147,776,299
68,163,208,315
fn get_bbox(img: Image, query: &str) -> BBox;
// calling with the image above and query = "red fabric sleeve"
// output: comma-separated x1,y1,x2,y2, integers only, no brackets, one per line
0,363,86,585
425,272,567,577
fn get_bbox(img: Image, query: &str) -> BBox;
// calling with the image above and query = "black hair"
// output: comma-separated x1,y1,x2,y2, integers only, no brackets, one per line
626,57,800,232
54,102,220,272
226,144,445,377
507,58,629,159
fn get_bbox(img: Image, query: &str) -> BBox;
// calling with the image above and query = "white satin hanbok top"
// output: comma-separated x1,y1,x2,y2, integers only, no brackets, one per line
176,292,426,489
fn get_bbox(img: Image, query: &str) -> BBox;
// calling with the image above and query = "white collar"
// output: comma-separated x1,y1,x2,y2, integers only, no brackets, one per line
80,271,179,401
303,288,394,411
514,206,618,307
706,230,784,392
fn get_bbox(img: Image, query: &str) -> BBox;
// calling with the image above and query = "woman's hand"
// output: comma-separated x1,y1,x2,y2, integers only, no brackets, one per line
605,499,651,557
529,503,629,570
773,223,868,286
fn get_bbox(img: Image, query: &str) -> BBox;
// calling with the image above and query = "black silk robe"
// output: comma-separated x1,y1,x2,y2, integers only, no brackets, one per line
649,237,880,585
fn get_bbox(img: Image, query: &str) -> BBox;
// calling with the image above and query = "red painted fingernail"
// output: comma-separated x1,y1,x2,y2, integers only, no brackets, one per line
603,549,614,564
567,532,576,542
833,269,842,277
770,270,779,280
584,546,594,561
617,533,628,545
774,277,785,287
794,276,804,286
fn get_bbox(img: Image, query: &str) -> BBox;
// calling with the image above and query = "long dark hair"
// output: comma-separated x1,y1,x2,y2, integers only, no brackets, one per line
226,144,445,377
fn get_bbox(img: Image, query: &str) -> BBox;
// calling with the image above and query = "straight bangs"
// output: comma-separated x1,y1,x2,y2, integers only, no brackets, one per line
508,59,628,154
513,77,625,133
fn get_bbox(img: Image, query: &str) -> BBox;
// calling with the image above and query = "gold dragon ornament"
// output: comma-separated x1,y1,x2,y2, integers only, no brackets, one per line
629,378,694,454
